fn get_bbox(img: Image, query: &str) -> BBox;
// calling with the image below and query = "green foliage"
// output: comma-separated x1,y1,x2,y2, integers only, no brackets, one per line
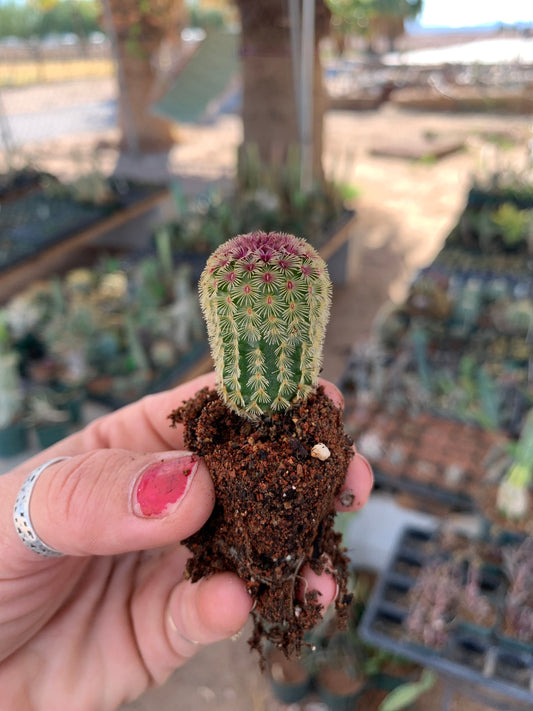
0,0,100,40
188,5,226,29
0,314,24,428
199,232,332,419
327,0,423,36
155,189,240,255
0,312,11,354
378,668,436,711
335,181,360,201
492,203,533,248
449,200,533,254
444,355,500,429
0,1,40,39
161,156,352,257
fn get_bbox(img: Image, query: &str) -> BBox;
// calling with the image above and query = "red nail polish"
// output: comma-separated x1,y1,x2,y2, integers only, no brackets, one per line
134,456,198,517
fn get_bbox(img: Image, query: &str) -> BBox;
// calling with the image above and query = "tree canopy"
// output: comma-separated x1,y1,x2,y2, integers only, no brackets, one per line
0,0,100,40
327,0,423,50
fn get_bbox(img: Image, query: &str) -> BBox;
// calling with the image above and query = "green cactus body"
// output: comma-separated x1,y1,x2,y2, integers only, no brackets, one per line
199,231,331,419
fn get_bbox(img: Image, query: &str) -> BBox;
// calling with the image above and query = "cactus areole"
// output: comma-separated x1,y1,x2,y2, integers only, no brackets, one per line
199,231,332,419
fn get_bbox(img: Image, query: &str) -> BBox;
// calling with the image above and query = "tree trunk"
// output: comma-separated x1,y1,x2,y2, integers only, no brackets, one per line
106,0,185,153
369,14,405,53
115,40,175,152
236,0,330,182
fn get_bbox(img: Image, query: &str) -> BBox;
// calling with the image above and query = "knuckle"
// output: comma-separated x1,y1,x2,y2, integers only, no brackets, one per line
44,451,127,549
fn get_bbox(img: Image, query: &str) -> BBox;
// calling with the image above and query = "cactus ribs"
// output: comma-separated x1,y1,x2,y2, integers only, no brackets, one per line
169,384,353,658
169,231,354,658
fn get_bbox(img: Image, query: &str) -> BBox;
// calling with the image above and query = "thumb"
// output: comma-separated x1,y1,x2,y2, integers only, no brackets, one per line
15,450,214,557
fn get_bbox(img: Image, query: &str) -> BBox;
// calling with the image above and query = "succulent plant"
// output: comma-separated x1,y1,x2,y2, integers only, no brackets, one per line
0,351,24,429
496,408,533,521
0,315,24,429
199,231,332,420
502,537,533,641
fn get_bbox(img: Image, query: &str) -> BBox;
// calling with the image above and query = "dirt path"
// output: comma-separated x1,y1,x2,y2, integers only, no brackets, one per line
1,76,116,115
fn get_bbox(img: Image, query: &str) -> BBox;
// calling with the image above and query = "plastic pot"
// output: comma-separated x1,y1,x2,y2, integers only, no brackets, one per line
54,387,85,425
315,667,366,710
267,647,313,704
0,421,28,457
35,422,69,449
371,660,421,692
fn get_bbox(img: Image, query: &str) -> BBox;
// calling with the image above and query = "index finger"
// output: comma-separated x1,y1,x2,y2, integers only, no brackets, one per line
81,371,218,451
35,373,345,462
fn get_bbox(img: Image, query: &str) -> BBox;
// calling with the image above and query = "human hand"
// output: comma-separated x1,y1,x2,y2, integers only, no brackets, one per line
0,372,372,711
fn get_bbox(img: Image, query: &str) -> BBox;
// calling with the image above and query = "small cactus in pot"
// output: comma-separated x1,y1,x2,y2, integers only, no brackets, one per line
170,231,354,658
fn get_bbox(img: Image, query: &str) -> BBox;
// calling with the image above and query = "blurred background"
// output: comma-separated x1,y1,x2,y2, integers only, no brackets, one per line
1,1,533,709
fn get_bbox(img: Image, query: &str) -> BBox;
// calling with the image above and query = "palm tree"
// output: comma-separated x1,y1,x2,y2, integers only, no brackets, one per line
235,0,331,182
368,0,422,52
104,0,186,152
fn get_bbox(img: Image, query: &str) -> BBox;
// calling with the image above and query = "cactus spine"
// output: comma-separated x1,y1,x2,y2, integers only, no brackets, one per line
199,231,332,420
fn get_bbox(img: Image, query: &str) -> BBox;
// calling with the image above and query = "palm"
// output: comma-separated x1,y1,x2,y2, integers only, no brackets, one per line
0,374,372,710
1,544,196,709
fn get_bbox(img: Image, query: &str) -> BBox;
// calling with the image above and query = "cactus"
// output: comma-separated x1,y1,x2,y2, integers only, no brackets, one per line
171,230,354,659
199,230,332,420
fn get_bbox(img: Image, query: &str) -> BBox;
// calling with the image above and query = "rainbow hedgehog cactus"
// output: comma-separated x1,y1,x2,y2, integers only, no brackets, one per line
199,231,331,419
170,231,353,658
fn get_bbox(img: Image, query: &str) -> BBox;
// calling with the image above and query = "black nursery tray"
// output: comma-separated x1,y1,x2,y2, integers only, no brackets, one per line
0,191,109,271
0,181,165,274
467,186,533,211
372,467,475,513
432,246,533,286
359,526,533,710
86,338,210,411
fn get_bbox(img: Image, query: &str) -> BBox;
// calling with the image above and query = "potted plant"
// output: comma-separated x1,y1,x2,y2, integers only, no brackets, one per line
265,568,431,708
43,299,95,426
360,526,533,707
266,643,314,704
26,389,70,449
501,537,533,645
169,230,354,657
0,318,28,457
313,629,366,710
155,150,358,285
482,409,533,535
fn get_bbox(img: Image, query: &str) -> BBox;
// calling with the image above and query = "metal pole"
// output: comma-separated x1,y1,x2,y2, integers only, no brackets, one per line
288,0,301,134
0,90,15,163
300,0,314,192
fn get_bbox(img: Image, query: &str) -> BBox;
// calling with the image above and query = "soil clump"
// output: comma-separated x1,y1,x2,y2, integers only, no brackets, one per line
169,385,354,658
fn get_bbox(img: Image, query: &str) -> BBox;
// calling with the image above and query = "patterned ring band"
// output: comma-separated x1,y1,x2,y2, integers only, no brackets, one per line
13,456,72,558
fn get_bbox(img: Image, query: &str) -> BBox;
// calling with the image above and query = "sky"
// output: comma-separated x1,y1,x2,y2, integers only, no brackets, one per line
418,0,533,28
0,0,531,29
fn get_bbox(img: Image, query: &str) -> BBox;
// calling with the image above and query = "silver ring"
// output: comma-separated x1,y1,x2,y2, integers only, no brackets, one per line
13,457,71,558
